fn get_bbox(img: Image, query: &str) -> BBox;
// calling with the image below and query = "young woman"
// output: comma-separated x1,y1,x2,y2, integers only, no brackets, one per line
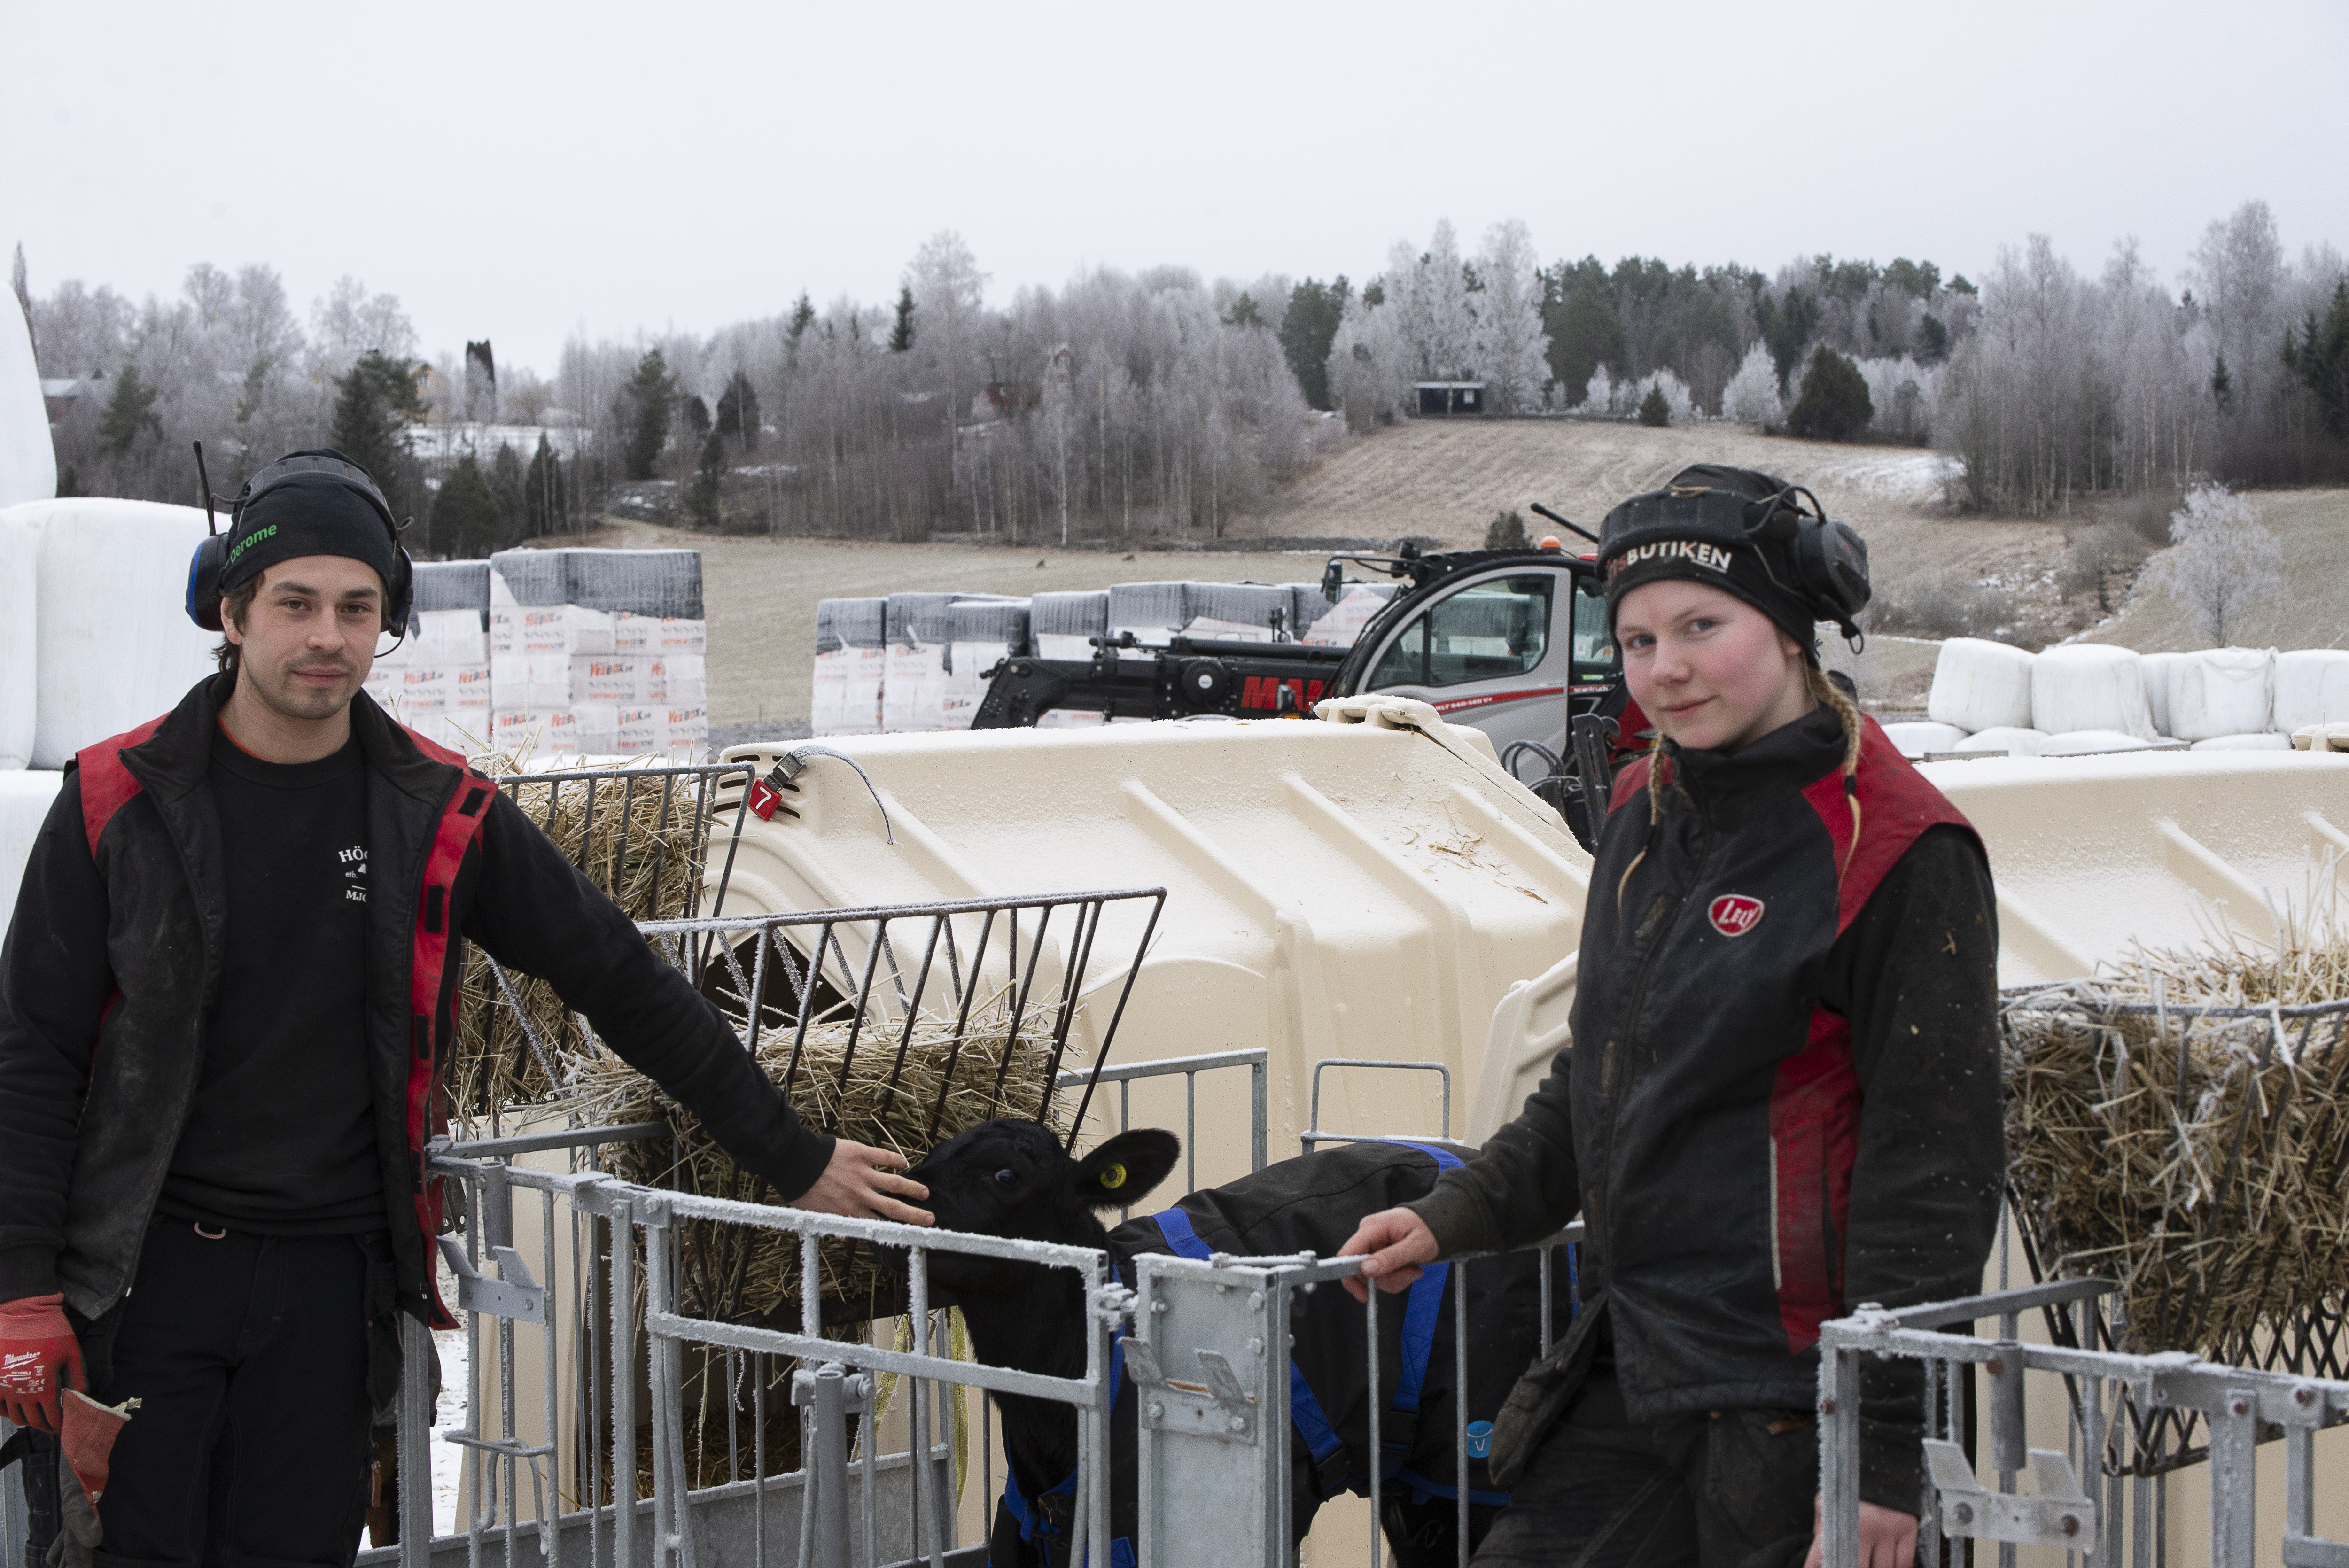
1341,466,2003,1568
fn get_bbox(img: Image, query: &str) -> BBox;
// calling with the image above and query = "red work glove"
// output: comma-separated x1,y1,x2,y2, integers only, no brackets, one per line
0,1294,86,1435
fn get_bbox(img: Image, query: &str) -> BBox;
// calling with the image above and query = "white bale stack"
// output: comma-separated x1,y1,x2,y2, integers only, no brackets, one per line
1,769,66,937
2167,648,2274,742
1881,721,1970,759
2030,645,2156,739
1302,583,1400,645
1948,727,2048,757
2039,730,2158,757
941,600,1030,729
30,500,217,768
2273,650,2349,735
882,594,960,732
0,509,39,768
812,598,886,737
1926,638,2036,733
2192,733,2292,751
1031,591,1109,660
2139,652,2183,737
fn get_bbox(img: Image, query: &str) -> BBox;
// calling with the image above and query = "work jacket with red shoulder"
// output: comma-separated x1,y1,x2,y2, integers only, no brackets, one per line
0,674,832,1329
1408,704,2004,1506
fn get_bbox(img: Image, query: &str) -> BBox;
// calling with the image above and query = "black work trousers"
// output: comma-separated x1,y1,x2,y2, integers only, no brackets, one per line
1471,1366,1817,1568
86,1220,383,1568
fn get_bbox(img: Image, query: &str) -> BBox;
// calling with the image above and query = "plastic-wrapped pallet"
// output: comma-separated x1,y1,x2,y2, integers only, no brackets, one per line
882,594,961,732
2273,650,2349,735
2038,730,2157,757
941,600,1031,728
1184,583,1293,643
1880,721,1970,759
2030,645,2156,739
2167,647,2273,742
1031,590,1110,660
2139,652,2183,737
31,499,218,768
1926,638,2035,733
1302,583,1400,645
490,547,703,619
2,770,66,936
414,608,489,666
1107,582,1191,658
2191,733,2293,752
618,703,708,761
0,509,39,768
651,653,706,706
1947,726,2048,757
812,598,886,737
411,560,490,621
1284,584,1333,642
614,611,708,656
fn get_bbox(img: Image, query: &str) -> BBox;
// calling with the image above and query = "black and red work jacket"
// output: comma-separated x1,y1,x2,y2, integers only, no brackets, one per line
1408,704,2003,1506
0,674,831,1329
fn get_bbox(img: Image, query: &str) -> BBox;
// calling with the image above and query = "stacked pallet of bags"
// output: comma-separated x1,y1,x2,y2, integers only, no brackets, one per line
939,599,1031,727
487,548,708,761
811,598,886,736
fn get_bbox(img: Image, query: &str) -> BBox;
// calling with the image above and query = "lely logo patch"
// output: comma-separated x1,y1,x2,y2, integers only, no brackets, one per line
1708,894,1765,937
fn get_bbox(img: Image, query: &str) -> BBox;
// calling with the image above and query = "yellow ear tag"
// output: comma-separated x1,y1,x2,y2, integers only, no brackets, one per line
1100,1163,1127,1190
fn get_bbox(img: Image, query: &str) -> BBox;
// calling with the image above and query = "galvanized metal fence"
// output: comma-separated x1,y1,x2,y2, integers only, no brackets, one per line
1818,1281,2349,1568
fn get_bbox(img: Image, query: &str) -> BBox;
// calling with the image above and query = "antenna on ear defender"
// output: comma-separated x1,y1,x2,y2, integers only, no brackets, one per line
193,442,218,536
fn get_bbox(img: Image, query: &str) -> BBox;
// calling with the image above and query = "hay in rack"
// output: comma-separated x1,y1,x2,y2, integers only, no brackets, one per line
2003,917,2349,1369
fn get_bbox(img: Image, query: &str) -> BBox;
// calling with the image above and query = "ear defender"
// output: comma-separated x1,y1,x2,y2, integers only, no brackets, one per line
185,534,228,632
182,450,416,633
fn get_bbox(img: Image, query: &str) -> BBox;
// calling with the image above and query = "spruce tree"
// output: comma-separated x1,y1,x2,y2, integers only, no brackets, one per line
2283,280,2349,440
1278,277,1351,411
490,442,527,548
524,435,567,537
99,363,163,457
888,286,916,353
328,351,427,500
715,370,762,452
1638,385,1672,427
1484,510,1528,549
618,350,677,480
430,455,501,559
1787,347,1873,441
688,430,725,529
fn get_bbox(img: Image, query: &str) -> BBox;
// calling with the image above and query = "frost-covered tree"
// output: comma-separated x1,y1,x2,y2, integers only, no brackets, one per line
1472,220,1550,412
2148,483,2283,644
1326,294,1409,432
1720,343,1782,425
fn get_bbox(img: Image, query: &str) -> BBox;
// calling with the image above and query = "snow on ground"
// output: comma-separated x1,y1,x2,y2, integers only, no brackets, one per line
432,1324,469,1537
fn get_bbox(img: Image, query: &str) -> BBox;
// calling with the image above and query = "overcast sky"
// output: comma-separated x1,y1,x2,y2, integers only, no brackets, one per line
8,0,2344,377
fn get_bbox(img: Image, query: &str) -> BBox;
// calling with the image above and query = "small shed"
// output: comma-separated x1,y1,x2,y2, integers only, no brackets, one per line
1414,381,1486,416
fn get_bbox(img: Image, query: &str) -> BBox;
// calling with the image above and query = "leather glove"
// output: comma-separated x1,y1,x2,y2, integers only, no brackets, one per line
0,1294,85,1435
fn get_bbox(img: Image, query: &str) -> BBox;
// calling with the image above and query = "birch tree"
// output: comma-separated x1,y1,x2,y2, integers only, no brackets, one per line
1471,219,1550,411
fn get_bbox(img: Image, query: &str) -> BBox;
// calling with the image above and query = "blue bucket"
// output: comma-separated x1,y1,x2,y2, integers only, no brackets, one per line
1464,1420,1493,1459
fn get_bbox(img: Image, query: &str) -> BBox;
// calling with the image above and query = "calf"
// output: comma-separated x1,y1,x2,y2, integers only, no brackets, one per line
904,1118,1566,1568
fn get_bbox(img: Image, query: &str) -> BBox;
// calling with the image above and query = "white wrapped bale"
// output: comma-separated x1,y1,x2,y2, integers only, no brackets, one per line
2190,733,2293,751
2140,652,2183,737
0,509,39,768
2039,730,2157,757
812,598,885,737
1926,638,2036,733
2273,650,2349,735
31,499,218,768
2167,647,2273,742
941,600,1030,728
2030,645,2156,739
882,593,960,732
1948,726,2048,757
1880,721,1970,759
1,769,66,937
1032,591,1109,660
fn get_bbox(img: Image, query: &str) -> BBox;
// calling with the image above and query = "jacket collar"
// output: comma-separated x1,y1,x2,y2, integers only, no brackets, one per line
1667,704,1847,816
123,674,464,807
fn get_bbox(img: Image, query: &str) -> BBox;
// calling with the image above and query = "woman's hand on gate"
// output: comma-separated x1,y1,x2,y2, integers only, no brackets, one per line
794,1139,934,1225
1336,1207,1439,1302
1803,1495,1917,1568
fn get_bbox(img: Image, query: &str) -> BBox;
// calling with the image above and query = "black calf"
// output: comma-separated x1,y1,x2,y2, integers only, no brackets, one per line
906,1120,1565,1568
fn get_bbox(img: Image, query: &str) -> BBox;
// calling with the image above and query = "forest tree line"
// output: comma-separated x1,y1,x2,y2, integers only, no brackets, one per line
15,197,2349,552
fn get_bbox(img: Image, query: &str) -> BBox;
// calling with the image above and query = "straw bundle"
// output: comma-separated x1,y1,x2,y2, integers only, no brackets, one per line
447,761,717,1125
564,998,1067,1490
2003,923,2349,1364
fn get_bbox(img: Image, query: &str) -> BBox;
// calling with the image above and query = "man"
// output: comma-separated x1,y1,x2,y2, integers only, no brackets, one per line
0,450,929,1564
